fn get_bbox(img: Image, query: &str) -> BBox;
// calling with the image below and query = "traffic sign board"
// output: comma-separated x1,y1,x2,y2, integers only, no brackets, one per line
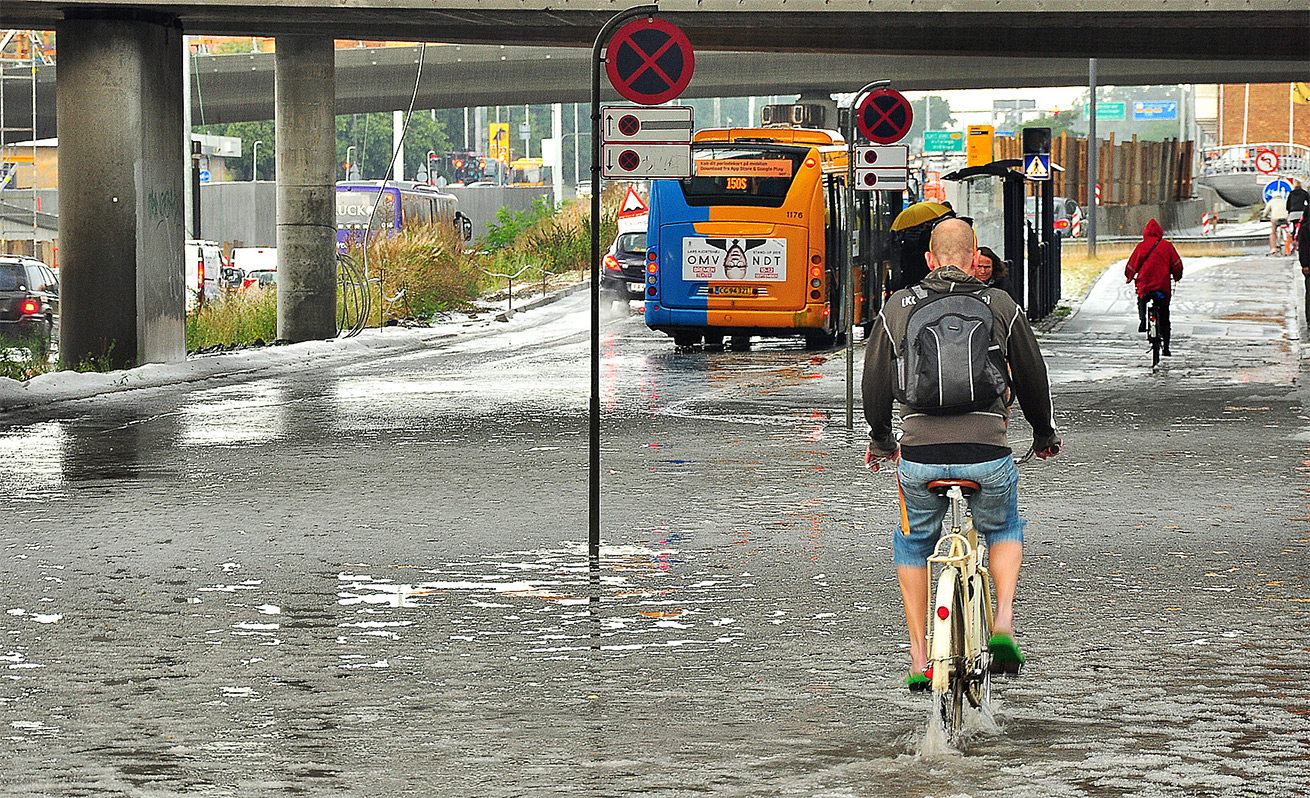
617,185,648,218
605,18,695,106
923,131,964,152
602,143,692,178
1024,153,1051,181
854,145,909,192
1255,149,1280,174
854,144,908,168
1083,102,1125,121
856,88,913,144
854,169,908,192
199,169,211,183
1133,101,1178,121
602,106,693,143
1264,178,1292,203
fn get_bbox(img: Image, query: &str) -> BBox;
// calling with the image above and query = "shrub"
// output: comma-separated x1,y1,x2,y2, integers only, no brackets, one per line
186,288,278,350
351,223,484,322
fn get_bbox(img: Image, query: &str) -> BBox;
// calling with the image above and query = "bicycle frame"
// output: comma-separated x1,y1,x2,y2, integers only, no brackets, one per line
927,485,994,704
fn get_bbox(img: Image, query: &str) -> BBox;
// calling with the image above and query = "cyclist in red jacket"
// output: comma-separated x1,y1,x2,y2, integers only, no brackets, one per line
1125,219,1184,356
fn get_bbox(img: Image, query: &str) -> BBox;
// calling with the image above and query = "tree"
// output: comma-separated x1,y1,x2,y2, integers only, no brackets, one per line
907,96,955,146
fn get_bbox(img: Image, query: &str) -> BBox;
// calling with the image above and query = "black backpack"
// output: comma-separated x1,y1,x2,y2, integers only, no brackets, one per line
894,285,1009,414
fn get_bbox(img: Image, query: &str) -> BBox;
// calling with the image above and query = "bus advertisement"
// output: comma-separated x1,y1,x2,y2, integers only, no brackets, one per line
643,127,890,349
335,180,470,251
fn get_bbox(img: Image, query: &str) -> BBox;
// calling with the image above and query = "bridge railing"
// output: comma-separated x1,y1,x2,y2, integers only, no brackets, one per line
1199,142,1310,179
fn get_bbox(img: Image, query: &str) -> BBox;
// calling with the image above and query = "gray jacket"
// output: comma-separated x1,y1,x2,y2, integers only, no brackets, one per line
862,265,1057,456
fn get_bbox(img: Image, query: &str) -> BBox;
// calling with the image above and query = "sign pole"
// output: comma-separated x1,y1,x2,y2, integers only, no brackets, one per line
844,80,889,430
591,5,658,564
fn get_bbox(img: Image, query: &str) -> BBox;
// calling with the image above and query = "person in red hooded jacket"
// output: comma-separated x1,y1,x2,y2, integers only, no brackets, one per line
1125,219,1184,356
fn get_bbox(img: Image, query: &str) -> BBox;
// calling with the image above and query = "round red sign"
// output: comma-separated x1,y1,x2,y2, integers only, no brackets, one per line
605,18,695,106
857,88,914,145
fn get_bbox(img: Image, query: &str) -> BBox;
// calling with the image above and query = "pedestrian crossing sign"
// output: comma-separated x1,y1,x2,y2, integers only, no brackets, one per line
1024,153,1050,181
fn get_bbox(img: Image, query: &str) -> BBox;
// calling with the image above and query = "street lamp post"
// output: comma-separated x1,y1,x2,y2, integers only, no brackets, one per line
252,139,262,182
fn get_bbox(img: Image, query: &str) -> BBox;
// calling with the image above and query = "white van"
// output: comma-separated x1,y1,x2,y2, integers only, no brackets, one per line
185,240,224,311
231,246,277,274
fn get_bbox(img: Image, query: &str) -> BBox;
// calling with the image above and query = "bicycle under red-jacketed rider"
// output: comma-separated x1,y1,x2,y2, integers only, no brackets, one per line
861,218,1061,691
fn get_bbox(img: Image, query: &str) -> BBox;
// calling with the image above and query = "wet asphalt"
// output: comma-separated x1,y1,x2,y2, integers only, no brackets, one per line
1,250,1308,797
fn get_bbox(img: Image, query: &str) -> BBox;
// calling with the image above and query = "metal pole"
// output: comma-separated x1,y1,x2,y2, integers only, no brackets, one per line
591,4,658,563
1087,58,1098,256
844,80,889,429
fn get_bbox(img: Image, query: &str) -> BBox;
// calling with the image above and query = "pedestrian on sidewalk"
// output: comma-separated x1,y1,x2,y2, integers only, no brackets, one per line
1125,219,1183,357
1299,206,1310,326
862,217,1061,691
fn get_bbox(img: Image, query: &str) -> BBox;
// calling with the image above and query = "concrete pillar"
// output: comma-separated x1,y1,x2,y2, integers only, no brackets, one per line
274,36,337,342
56,14,186,368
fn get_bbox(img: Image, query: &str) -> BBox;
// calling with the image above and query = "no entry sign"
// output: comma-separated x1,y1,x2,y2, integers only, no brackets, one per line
856,88,913,144
605,17,695,106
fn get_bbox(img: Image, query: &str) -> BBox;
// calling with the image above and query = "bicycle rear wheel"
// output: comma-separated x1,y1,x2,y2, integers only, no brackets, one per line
966,573,993,709
930,570,966,736
1148,306,1161,368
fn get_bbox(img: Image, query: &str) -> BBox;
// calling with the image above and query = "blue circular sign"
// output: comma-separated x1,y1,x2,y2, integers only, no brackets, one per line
199,169,211,183
1263,178,1291,203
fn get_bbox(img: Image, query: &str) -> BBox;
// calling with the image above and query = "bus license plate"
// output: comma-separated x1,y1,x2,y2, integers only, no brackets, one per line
710,286,756,296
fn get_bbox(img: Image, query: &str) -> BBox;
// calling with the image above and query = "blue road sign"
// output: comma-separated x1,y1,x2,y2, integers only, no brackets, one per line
199,169,211,183
1133,101,1178,121
1264,178,1292,203
1023,153,1050,181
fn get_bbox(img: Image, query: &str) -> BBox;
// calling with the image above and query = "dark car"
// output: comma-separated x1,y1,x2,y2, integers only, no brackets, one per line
600,230,648,301
0,255,59,354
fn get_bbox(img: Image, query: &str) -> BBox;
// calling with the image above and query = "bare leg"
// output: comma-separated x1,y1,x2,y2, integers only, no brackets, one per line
989,540,1023,634
897,565,930,672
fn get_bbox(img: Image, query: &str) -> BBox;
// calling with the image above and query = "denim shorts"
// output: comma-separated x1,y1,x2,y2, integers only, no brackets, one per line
893,455,1025,567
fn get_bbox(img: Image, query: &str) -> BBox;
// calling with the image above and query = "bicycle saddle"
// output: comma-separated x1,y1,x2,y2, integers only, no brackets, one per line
927,479,981,496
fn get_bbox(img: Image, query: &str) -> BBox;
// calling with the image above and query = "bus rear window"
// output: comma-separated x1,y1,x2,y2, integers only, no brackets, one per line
680,145,807,207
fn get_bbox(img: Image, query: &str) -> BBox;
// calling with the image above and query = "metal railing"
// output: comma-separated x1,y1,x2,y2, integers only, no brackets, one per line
482,262,549,316
1199,142,1310,179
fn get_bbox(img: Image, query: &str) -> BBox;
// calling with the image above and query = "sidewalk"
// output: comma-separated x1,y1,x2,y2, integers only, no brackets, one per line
0,281,588,413
1042,248,1305,387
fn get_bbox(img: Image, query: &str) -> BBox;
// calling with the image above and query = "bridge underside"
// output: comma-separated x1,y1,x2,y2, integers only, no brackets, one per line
5,46,1306,137
3,5,1308,60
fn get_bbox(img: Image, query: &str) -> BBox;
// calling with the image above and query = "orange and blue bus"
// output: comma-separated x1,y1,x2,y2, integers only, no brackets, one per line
643,127,889,349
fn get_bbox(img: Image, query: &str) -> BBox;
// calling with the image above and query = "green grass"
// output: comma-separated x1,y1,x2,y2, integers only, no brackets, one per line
186,288,278,350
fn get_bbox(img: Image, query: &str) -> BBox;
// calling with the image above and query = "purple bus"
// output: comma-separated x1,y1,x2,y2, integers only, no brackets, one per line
336,180,471,252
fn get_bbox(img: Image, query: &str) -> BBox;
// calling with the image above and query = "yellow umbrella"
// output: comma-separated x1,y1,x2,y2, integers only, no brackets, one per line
891,201,952,232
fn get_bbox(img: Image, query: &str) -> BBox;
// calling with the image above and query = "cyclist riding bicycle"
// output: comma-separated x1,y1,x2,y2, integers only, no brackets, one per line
862,218,1061,691
1126,219,1184,357
1287,180,1308,253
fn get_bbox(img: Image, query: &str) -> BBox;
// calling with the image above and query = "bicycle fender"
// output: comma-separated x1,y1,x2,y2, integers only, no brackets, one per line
929,570,959,694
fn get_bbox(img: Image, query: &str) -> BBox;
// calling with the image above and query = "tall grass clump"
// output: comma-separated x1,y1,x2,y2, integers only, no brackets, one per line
187,288,278,350
352,223,484,323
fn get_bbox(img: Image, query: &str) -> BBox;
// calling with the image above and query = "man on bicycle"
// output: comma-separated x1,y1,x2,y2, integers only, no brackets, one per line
862,217,1061,690
1125,219,1184,357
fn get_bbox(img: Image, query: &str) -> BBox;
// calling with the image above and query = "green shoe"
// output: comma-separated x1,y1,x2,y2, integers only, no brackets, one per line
989,632,1026,674
906,670,930,692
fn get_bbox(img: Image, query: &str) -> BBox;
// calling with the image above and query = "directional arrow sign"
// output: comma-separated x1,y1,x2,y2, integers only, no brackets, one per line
854,144,909,192
602,106,694,143
603,143,692,179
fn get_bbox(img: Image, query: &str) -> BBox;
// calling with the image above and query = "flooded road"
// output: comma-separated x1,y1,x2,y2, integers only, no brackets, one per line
1,252,1308,796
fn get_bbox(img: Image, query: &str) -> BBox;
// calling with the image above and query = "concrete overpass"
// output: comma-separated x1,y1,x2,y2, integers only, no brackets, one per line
0,0,1306,369
4,44,1308,136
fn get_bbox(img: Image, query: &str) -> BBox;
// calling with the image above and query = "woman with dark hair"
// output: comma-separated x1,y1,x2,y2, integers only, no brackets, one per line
975,245,1008,292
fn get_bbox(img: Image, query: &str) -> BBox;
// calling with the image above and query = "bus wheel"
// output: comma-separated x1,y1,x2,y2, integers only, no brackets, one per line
672,331,700,348
703,333,725,351
728,335,751,351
